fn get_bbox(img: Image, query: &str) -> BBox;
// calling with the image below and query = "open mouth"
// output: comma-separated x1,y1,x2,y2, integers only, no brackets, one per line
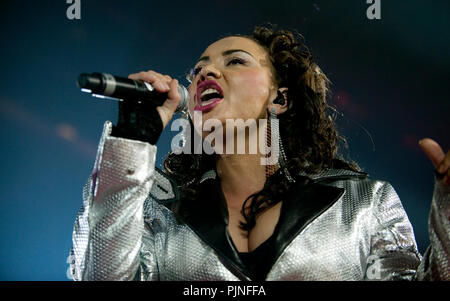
200,88,223,103
195,80,224,111
200,88,223,104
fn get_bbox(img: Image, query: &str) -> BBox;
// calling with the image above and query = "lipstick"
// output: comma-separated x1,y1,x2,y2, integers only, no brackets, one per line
195,80,224,112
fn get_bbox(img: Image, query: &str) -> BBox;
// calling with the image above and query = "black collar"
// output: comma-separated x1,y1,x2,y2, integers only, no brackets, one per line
161,168,367,280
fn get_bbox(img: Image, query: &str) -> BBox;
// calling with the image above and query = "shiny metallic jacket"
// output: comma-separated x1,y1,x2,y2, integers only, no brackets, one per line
69,122,450,280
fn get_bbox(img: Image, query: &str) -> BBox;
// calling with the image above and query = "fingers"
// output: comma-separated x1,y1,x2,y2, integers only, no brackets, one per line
158,79,180,114
167,79,181,106
127,70,181,129
418,138,445,169
128,70,171,92
156,79,181,129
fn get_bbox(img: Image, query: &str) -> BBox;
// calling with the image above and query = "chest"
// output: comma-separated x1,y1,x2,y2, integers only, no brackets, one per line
227,202,282,253
155,199,366,281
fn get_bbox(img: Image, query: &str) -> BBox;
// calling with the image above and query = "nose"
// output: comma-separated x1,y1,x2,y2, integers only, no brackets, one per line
199,64,221,81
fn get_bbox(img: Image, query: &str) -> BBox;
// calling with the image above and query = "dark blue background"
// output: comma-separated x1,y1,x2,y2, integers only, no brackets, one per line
0,0,448,280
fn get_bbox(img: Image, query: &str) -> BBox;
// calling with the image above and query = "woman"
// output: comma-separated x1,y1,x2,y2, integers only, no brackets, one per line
70,26,450,280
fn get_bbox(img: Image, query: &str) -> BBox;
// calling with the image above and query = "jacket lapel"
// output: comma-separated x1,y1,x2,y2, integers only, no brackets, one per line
269,180,345,272
178,177,252,279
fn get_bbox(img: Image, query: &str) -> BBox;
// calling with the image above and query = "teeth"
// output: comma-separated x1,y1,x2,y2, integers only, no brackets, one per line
201,88,221,98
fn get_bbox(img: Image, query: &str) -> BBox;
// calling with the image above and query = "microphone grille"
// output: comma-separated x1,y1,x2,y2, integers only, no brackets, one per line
176,85,190,113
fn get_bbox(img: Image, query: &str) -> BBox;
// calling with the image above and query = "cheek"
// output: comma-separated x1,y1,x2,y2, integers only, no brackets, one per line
229,69,272,115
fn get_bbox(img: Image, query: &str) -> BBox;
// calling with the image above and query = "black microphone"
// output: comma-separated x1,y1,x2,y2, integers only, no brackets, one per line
77,72,189,113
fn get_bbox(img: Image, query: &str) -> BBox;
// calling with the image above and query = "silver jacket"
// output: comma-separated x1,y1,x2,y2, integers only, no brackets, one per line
69,121,450,281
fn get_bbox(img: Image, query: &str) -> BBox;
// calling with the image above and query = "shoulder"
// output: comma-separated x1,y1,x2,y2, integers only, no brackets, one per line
301,168,402,208
306,169,412,232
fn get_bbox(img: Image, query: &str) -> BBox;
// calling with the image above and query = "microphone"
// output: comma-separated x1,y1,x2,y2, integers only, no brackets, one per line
77,72,189,113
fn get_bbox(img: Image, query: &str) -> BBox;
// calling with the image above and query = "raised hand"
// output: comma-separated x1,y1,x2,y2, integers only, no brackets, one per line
112,70,181,145
128,70,181,129
419,138,450,186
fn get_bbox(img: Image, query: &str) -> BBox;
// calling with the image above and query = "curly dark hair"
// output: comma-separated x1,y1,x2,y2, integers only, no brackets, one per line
164,25,360,231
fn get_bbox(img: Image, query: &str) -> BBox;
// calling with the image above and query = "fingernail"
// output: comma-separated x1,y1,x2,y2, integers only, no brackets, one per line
418,139,424,145
438,163,445,173
165,83,170,90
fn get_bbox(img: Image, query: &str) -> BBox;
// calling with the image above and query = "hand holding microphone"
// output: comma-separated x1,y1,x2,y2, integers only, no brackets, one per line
78,71,190,144
127,70,184,129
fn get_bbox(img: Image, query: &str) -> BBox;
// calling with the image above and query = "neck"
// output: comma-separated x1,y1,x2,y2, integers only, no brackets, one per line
216,153,269,211
213,119,277,210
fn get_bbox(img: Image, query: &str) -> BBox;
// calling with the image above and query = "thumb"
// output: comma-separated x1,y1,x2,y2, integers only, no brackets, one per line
418,138,445,170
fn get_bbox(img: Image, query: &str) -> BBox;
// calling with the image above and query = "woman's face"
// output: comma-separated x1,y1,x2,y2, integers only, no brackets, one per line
188,36,278,133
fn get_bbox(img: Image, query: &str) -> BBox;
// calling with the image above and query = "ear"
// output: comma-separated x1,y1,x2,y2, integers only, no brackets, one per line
268,87,289,115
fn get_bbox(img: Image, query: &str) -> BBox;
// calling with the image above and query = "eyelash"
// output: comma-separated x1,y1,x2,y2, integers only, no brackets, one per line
227,58,246,66
192,58,246,76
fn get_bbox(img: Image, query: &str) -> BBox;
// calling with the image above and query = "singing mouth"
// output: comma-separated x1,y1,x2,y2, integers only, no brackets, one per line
195,80,224,111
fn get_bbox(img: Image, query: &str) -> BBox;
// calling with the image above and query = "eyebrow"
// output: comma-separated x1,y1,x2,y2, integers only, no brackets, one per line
196,49,254,64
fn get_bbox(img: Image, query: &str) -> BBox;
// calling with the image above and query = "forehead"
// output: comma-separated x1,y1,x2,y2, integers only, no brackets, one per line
200,36,267,60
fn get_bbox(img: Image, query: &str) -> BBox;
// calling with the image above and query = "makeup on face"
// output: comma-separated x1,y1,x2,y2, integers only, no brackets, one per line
192,49,255,77
191,50,257,112
187,37,275,125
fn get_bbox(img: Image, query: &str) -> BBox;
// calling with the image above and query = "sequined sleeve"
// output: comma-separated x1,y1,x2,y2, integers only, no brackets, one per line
69,121,158,280
365,180,450,281
415,178,450,280
364,182,422,280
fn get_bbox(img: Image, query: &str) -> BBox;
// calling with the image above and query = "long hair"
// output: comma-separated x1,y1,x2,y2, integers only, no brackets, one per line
164,25,360,230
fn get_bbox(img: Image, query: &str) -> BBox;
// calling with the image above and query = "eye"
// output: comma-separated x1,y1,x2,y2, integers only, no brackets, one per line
227,58,246,66
186,66,202,82
193,66,203,75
